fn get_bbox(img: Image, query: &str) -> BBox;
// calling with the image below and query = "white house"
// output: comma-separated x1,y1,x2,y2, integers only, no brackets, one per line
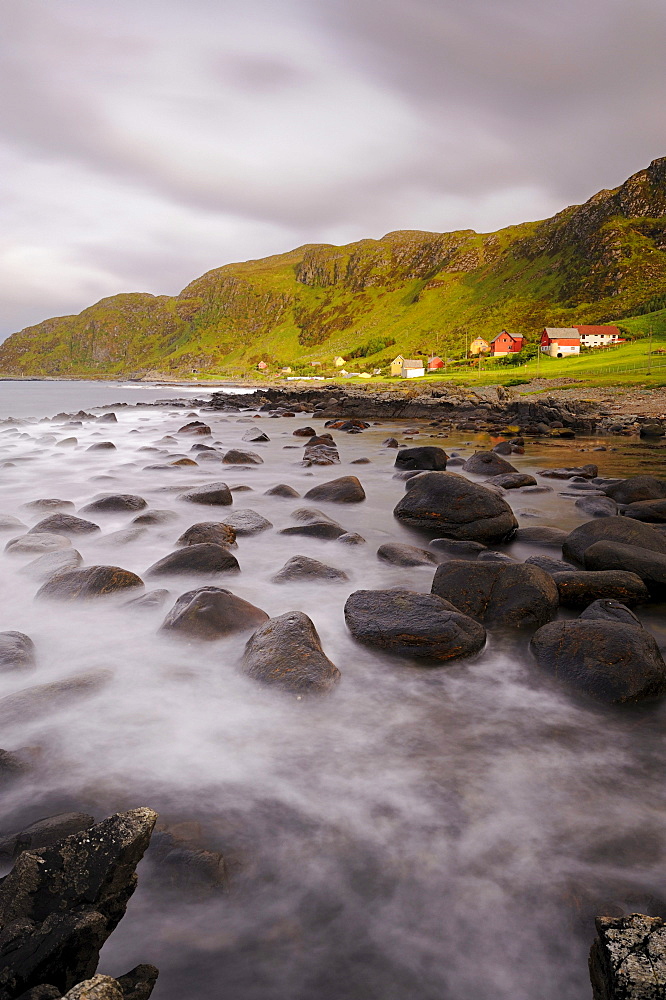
575,325,625,347
401,359,425,378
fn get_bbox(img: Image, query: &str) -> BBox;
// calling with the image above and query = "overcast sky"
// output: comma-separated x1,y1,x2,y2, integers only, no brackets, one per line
1,0,665,338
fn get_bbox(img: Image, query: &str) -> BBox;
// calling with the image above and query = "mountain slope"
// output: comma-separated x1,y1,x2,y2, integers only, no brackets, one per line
3,158,666,377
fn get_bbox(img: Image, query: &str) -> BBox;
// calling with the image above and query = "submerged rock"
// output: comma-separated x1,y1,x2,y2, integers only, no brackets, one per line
271,555,348,583
303,476,366,503
513,526,568,546
394,471,518,544
485,473,536,489
279,507,346,540
344,589,486,661
241,612,340,693
264,484,300,498
530,619,666,703
160,587,268,640
179,483,232,506
0,632,35,672
221,510,273,535
36,566,144,601
146,543,239,577
28,514,99,536
0,813,95,859
0,670,111,725
81,495,147,514
222,448,263,465
462,452,517,476
6,534,72,555
431,561,559,629
394,447,448,471
377,543,437,567
589,913,666,1000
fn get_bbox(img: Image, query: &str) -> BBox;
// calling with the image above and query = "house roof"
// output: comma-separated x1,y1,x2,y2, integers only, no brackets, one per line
391,355,404,362
575,325,621,336
470,337,489,344
427,356,443,363
543,327,580,340
402,359,424,368
490,331,522,343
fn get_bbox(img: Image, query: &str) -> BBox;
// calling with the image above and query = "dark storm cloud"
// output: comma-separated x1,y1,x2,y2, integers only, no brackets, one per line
1,0,665,337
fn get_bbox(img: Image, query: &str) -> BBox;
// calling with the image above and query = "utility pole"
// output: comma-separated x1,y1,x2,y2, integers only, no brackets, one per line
649,326,653,374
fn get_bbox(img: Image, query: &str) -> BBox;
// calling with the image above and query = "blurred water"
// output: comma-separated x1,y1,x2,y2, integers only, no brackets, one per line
0,398,664,1000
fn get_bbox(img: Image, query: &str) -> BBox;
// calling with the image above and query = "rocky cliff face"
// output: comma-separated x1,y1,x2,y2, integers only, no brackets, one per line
1,158,665,376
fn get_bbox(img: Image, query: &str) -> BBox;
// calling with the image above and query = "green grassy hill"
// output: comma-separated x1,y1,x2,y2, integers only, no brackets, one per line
3,157,666,378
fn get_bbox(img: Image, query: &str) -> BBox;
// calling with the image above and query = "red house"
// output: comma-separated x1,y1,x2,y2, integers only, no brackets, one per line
490,331,524,356
257,361,268,370
427,356,444,370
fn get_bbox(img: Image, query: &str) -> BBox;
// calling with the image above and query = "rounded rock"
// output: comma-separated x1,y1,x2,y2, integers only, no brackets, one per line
161,586,268,640
241,612,340,693
394,471,518,544
431,560,559,629
36,565,144,600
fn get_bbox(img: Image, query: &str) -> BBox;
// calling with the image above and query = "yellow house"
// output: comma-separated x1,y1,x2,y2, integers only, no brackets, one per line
389,355,405,377
333,356,346,367
469,337,490,356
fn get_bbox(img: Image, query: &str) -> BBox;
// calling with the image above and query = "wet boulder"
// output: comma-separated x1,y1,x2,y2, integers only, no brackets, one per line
513,526,568,546
579,599,642,625
264,484,300,498
303,476,366,503
133,509,178,525
429,538,487,556
540,464,598,480
574,495,618,518
525,554,572,574
279,507,346,540
160,587,268,640
20,549,83,582
124,589,170,611
222,448,263,465
242,429,269,443
221,510,273,535
462,451,517,476
241,612,340,693
485,473,536,489
0,808,157,998
22,499,75,514
87,441,115,451
589,913,666,1000
292,426,316,437
179,482,232,506
178,420,211,435
394,447,448,472
177,522,236,547
28,514,100,536
604,474,666,504
271,556,348,583
562,516,666,565
394,471,518,544
6,533,72,555
431,560,558,629
36,566,144,600
377,543,437,567
344,589,485,661
551,570,649,608
530,620,666,704
583,541,666,591
337,532,366,545
0,632,35,672
81,494,147,514
302,437,340,467
622,498,666,523
0,812,95,859
146,543,239,577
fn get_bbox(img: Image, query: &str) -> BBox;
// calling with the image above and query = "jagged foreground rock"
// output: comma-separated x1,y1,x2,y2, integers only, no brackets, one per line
589,913,666,999
0,808,158,1000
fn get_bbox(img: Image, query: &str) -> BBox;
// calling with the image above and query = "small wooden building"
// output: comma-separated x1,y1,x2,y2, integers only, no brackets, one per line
427,356,444,370
333,356,346,367
401,359,425,378
389,355,405,377
469,337,490,356
490,331,524,357
540,329,580,358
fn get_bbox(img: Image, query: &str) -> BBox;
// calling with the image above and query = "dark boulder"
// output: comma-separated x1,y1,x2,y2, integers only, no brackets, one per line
337,532,366,545
81,495,147,514
562,516,666,565
222,448,263,465
377,543,437,567
540,464,598,479
302,438,340,467
513,525,568,546
36,566,144,601
146,543,239,577
28,514,99,536
431,560,559,629
584,541,666,590
525,555,572,574
0,813,95,859
241,612,340,693
178,420,211,435
264,484,300,498
589,913,666,1000
160,587,268,640
485,473,536,489
574,496,618,518
344,589,485,661
429,538,486,556
622,498,666,523
394,471,518,544
86,441,115,451
530,619,666,703
271,556,348,583
0,808,157,998
221,510,273,535
551,570,649,608
179,483,232,506
579,599,642,625
462,451,517,476
604,475,666,504
279,507,346,540
177,522,236,547
382,437,399,448
0,632,35,672
292,426,315,437
394,447,448,472
303,476,366,503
